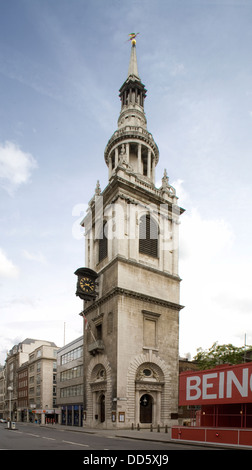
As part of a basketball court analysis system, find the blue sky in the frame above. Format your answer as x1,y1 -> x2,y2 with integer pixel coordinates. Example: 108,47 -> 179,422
1,0 -> 252,363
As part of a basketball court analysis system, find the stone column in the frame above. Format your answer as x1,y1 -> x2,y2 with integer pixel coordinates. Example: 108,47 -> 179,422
126,143 -> 130,163
135,390 -> 140,426
147,149 -> 151,178
109,155 -> 112,178
115,147 -> 119,167
152,156 -> 155,183
137,143 -> 142,173
156,391 -> 161,426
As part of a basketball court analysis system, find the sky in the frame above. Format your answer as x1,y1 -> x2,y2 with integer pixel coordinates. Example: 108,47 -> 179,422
1,0 -> 252,364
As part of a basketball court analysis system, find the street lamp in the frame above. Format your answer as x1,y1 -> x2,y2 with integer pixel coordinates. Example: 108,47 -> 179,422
7,386 -> 13,429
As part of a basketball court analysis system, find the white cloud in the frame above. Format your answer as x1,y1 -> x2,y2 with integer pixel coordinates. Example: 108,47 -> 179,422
175,181 -> 252,358
0,248 -> 19,278
22,250 -> 47,264
172,179 -> 191,208
180,207 -> 235,265
170,63 -> 186,77
0,141 -> 37,194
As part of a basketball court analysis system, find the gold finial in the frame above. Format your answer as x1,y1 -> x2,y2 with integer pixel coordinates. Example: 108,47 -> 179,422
128,32 -> 139,45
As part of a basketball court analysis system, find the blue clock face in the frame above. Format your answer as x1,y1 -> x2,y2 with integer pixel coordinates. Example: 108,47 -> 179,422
79,277 -> 95,293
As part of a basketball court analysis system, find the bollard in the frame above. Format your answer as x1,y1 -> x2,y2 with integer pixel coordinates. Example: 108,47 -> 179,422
131,422 -> 134,430
150,424 -> 153,432
165,425 -> 168,433
137,423 -> 140,431
157,424 -> 160,432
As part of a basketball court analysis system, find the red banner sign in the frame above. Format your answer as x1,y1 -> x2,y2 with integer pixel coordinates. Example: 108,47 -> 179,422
179,362 -> 252,406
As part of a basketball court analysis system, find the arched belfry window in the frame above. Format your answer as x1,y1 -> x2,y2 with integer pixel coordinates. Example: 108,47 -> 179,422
139,214 -> 158,258
99,222 -> 108,262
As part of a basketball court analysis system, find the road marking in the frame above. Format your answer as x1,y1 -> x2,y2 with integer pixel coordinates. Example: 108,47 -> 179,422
62,440 -> 89,447
26,433 -> 40,437
42,436 -> 56,441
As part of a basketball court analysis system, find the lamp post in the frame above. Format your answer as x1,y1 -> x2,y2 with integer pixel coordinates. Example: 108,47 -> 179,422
7,386 -> 13,429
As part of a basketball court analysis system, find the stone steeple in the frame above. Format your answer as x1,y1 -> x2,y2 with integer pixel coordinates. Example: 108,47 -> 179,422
80,38 -> 185,430
104,40 -> 159,184
118,41 -> 147,130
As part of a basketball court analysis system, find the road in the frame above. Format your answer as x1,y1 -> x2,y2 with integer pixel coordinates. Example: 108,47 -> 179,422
0,422 -> 214,451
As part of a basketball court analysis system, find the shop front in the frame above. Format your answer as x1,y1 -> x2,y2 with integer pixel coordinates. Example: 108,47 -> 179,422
29,408 -> 61,424
61,404 -> 83,427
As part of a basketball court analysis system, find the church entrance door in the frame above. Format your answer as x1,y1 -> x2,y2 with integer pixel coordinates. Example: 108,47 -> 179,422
140,394 -> 153,423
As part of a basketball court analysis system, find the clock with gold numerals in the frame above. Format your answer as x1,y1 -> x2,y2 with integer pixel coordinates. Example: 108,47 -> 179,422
79,277 -> 95,293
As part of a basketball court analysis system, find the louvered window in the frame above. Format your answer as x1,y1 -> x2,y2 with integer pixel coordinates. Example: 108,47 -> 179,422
139,214 -> 158,258
99,223 -> 108,262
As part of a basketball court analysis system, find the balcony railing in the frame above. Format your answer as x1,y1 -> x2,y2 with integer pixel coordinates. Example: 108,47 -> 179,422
88,340 -> 104,356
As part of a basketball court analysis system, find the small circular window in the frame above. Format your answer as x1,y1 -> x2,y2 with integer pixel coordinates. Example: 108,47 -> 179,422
143,368 -> 152,377
96,368 -> 106,380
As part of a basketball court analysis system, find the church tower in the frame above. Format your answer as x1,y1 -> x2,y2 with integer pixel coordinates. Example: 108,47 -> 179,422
77,38 -> 184,429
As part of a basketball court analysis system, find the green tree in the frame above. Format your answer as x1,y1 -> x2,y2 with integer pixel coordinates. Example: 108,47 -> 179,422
193,342 -> 252,370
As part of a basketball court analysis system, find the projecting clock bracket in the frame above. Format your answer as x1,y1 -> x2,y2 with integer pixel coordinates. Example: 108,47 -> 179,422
74,267 -> 98,301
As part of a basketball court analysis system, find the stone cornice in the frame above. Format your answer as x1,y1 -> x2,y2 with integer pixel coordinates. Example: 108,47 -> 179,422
98,255 -> 182,282
99,175 -> 183,215
83,285 -> 184,316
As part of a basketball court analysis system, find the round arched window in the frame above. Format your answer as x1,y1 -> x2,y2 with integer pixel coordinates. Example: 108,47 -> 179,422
143,368 -> 152,377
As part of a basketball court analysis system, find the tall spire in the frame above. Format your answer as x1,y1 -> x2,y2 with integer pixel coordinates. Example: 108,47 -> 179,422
104,37 -> 159,184
128,42 -> 139,79
117,39 -> 147,130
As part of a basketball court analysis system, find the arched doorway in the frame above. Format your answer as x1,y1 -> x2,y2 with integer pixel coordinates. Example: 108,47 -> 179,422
100,394 -> 105,423
140,394 -> 153,423
134,362 -> 165,426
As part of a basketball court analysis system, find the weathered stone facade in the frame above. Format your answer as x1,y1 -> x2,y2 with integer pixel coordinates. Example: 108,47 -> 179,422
81,41 -> 184,428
